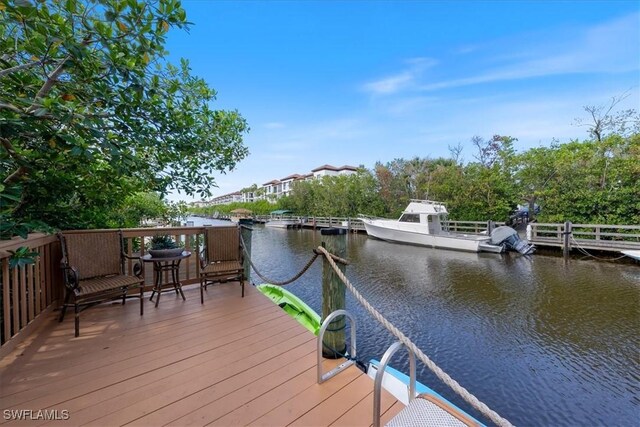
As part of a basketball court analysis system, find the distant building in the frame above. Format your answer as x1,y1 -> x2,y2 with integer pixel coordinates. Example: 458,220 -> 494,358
311,164 -> 358,179
191,200 -> 210,208
280,174 -> 303,197
210,191 -> 242,205
261,179 -> 282,201
215,164 -> 360,204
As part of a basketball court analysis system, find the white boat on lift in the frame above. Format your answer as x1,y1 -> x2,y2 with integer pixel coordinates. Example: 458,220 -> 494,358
360,199 -> 506,253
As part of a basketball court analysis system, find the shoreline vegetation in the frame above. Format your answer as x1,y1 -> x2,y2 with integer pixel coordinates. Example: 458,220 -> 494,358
191,131 -> 639,226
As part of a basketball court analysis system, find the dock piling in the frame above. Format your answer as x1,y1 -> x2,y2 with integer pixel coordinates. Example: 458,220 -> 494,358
321,227 -> 347,359
563,221 -> 572,258
240,225 -> 252,281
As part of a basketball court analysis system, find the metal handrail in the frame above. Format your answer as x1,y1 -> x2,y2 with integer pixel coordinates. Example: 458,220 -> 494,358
317,309 -> 357,383
373,341 -> 416,427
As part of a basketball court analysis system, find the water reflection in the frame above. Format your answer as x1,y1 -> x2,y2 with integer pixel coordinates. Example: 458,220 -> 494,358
244,225 -> 638,426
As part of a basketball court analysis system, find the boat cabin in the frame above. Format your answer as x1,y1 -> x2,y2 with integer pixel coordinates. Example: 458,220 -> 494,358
398,200 -> 449,234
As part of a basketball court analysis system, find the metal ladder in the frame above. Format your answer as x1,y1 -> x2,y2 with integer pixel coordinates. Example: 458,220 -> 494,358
372,341 -> 417,427
316,309 -> 357,383
316,310 -> 417,427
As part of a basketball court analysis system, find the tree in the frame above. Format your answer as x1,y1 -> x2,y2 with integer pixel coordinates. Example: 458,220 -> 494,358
515,145 -> 557,221
574,92 -> 640,143
0,0 -> 249,234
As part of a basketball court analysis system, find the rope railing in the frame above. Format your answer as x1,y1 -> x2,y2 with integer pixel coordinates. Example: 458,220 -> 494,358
240,231 -> 513,427
315,245 -> 514,427
245,251 -> 320,286
569,236 -> 627,261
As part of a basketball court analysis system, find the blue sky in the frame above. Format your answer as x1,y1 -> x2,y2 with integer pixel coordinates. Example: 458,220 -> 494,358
164,1 -> 640,202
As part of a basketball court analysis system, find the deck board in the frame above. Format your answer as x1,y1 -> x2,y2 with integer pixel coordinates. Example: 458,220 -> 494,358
0,283 -> 402,426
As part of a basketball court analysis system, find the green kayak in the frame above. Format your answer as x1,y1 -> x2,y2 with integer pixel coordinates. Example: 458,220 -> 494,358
257,284 -> 321,335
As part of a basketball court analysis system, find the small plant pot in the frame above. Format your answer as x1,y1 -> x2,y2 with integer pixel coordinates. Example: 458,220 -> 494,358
149,248 -> 184,258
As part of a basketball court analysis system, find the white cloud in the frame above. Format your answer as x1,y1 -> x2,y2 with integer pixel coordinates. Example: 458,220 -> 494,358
361,57 -> 438,95
363,13 -> 639,95
420,13 -> 640,92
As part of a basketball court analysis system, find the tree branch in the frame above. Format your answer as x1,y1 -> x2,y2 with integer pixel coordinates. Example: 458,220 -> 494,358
0,60 -> 41,78
0,102 -> 22,113
0,136 -> 30,185
26,54 -> 71,113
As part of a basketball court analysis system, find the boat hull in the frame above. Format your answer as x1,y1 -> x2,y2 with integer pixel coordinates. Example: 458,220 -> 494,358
265,219 -> 299,229
621,250 -> 640,261
362,218 -> 492,252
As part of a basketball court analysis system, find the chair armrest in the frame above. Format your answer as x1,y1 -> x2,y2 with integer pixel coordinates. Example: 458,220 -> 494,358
60,261 -> 80,291
122,253 -> 144,279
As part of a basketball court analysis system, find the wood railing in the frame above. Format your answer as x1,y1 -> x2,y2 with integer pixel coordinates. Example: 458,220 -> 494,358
252,215 -> 504,235
528,222 -> 640,252
0,233 -> 63,352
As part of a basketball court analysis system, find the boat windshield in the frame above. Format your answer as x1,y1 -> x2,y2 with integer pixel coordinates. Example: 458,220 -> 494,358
399,213 -> 420,223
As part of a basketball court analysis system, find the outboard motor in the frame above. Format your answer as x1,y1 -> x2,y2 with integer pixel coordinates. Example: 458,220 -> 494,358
490,226 -> 535,255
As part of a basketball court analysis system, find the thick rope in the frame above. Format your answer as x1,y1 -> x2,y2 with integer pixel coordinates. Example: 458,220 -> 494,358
569,236 -> 627,261
246,250 -> 319,286
316,245 -> 514,427
239,232 -> 348,286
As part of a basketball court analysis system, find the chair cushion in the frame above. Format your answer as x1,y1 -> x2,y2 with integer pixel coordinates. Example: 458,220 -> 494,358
77,274 -> 143,297
201,261 -> 242,275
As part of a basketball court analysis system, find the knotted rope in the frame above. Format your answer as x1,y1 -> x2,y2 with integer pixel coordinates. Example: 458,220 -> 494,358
246,251 -> 320,286
316,245 -> 515,427
240,232 -> 348,286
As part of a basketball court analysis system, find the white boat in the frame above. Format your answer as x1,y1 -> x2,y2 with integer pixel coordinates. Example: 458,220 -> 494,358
265,219 -> 300,228
229,208 -> 253,224
360,200 -> 505,253
265,210 -> 300,229
621,250 -> 640,261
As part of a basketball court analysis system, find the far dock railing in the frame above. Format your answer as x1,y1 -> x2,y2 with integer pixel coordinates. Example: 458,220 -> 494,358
253,215 -> 502,235
528,222 -> 640,253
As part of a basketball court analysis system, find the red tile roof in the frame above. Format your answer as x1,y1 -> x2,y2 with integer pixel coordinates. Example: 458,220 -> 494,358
280,173 -> 302,181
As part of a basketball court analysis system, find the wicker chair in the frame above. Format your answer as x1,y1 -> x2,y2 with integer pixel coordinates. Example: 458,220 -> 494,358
58,230 -> 144,337
200,225 -> 245,303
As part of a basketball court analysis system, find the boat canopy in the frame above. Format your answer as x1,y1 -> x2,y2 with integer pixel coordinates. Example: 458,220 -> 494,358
403,200 -> 448,215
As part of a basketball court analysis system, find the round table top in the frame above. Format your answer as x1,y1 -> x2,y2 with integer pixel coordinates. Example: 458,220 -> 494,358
141,251 -> 191,262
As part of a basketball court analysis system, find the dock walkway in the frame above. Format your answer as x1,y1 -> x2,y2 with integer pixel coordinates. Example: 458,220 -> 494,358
0,283 -> 402,426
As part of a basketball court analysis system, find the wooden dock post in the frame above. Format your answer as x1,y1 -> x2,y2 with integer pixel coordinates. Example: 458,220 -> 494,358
563,221 -> 572,258
240,225 -> 252,281
321,227 -> 347,359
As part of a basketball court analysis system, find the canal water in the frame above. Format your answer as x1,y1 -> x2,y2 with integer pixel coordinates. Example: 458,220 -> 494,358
193,218 -> 639,426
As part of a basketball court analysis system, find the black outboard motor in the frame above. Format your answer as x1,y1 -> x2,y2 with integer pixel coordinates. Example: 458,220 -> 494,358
490,226 -> 535,255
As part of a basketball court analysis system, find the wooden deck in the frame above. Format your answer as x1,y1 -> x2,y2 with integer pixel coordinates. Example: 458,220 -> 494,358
0,283 -> 402,426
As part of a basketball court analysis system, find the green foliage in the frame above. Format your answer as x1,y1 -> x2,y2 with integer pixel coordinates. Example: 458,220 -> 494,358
8,246 -> 39,269
0,0 -> 248,236
284,170 -> 384,217
150,234 -> 177,250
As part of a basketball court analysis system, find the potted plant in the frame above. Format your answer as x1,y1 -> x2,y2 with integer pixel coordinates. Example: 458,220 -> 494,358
149,234 -> 183,258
